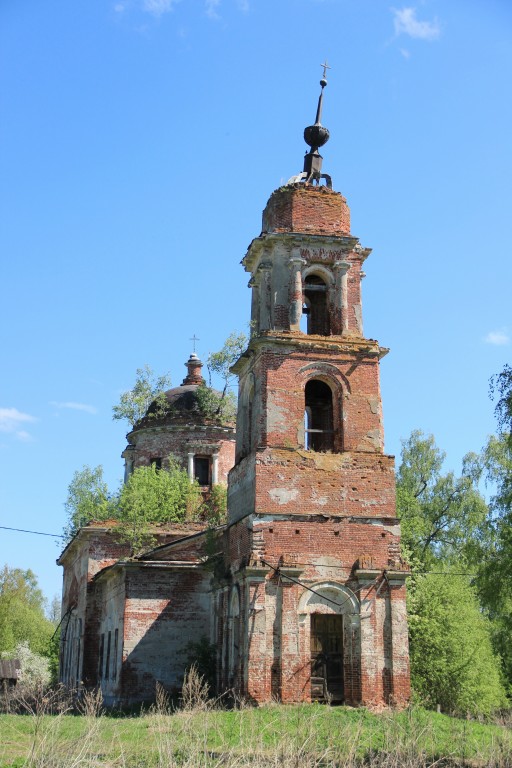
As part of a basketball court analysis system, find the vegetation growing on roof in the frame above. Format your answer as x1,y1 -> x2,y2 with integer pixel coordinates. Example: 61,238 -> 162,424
112,365 -> 172,427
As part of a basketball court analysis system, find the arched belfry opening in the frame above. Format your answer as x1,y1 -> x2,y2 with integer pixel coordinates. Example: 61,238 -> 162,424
304,379 -> 334,452
303,274 -> 330,335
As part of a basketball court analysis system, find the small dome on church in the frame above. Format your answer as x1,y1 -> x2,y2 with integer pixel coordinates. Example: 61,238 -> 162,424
130,353 -> 235,433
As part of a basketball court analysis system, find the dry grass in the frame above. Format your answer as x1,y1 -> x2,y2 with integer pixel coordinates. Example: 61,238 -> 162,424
0,678 -> 511,768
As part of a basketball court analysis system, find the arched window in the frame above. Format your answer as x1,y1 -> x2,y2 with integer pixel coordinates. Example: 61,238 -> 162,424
305,379 -> 334,452
303,275 -> 330,335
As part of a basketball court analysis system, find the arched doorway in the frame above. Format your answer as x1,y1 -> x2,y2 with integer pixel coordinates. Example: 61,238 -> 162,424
310,613 -> 344,702
298,583 -> 359,704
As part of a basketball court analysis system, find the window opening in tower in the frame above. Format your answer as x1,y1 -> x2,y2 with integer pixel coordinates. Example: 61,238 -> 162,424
305,379 -> 334,452
303,275 -> 330,335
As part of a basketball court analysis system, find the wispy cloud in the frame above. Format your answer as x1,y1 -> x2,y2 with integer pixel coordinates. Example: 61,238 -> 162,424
142,0 -> 180,17
484,329 -> 510,346
0,407 -> 37,440
236,0 -> 249,10
205,0 -> 221,18
392,7 -> 441,41
50,401 -> 98,415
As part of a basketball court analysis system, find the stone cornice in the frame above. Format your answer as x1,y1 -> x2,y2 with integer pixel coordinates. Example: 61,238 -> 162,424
231,331 -> 386,374
126,422 -> 236,441
242,232 -> 361,272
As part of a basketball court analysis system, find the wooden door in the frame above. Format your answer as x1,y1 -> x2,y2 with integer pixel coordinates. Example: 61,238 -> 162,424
310,614 -> 344,703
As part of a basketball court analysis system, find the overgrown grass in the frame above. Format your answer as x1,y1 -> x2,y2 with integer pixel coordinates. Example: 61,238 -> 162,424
1,702 -> 511,767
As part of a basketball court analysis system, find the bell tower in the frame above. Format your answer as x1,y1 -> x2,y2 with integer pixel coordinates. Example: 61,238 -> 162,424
215,68 -> 410,708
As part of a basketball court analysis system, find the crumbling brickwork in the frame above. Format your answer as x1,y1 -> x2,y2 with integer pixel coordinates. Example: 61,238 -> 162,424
218,181 -> 410,707
58,175 -> 410,710
262,185 -> 350,237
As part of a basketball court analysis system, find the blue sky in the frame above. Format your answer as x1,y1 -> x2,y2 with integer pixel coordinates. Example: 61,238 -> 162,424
1,0 -> 511,605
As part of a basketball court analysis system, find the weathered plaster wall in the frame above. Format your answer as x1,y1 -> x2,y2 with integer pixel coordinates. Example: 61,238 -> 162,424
91,567 -> 126,705
227,455 -> 256,524
253,449 -> 396,519
120,566 -> 211,704
58,528 -> 131,688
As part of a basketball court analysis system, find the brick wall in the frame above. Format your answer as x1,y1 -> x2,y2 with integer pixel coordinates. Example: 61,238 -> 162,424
262,185 -> 351,237
120,565 -> 211,704
127,425 -> 235,485
219,512 -> 409,706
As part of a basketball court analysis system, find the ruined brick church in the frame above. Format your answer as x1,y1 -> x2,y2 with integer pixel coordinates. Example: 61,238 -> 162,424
58,72 -> 410,708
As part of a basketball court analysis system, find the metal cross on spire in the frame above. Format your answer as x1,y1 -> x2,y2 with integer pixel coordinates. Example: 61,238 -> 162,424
189,334 -> 200,354
320,60 -> 331,80
301,61 -> 332,185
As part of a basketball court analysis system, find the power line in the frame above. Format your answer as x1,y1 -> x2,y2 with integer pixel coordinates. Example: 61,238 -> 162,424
0,525 -> 65,539
260,558 -> 382,611
0,526 -> 477,577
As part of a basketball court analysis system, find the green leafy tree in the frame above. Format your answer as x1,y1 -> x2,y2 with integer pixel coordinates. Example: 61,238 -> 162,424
197,331 -> 247,423
63,465 -> 113,542
112,365 -> 172,426
408,569 -> 507,715
0,566 -> 54,657
200,483 -> 228,525
490,363 -> 512,439
396,431 -> 507,713
116,458 -> 201,555
474,433 -> 512,695
397,430 -> 488,567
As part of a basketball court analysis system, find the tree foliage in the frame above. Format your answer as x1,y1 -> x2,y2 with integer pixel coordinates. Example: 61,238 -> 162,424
63,465 -> 113,542
397,430 -> 488,567
474,433 -> 512,696
195,384 -> 237,424
199,483 -> 228,525
63,458 -> 203,555
197,331 -> 247,423
116,460 -> 200,554
490,363 -> 512,439
0,566 -> 54,657
112,365 -> 172,426
1,640 -> 51,689
396,431 -> 507,713
408,570 -> 507,715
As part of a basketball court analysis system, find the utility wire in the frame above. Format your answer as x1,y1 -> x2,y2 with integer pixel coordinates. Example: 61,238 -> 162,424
0,526 -> 477,577
277,560 -> 476,577
0,525 -> 65,539
260,558 -> 382,611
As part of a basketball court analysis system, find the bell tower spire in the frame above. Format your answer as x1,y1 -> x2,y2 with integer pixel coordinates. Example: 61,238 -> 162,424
217,69 -> 411,708
303,61 -> 331,184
